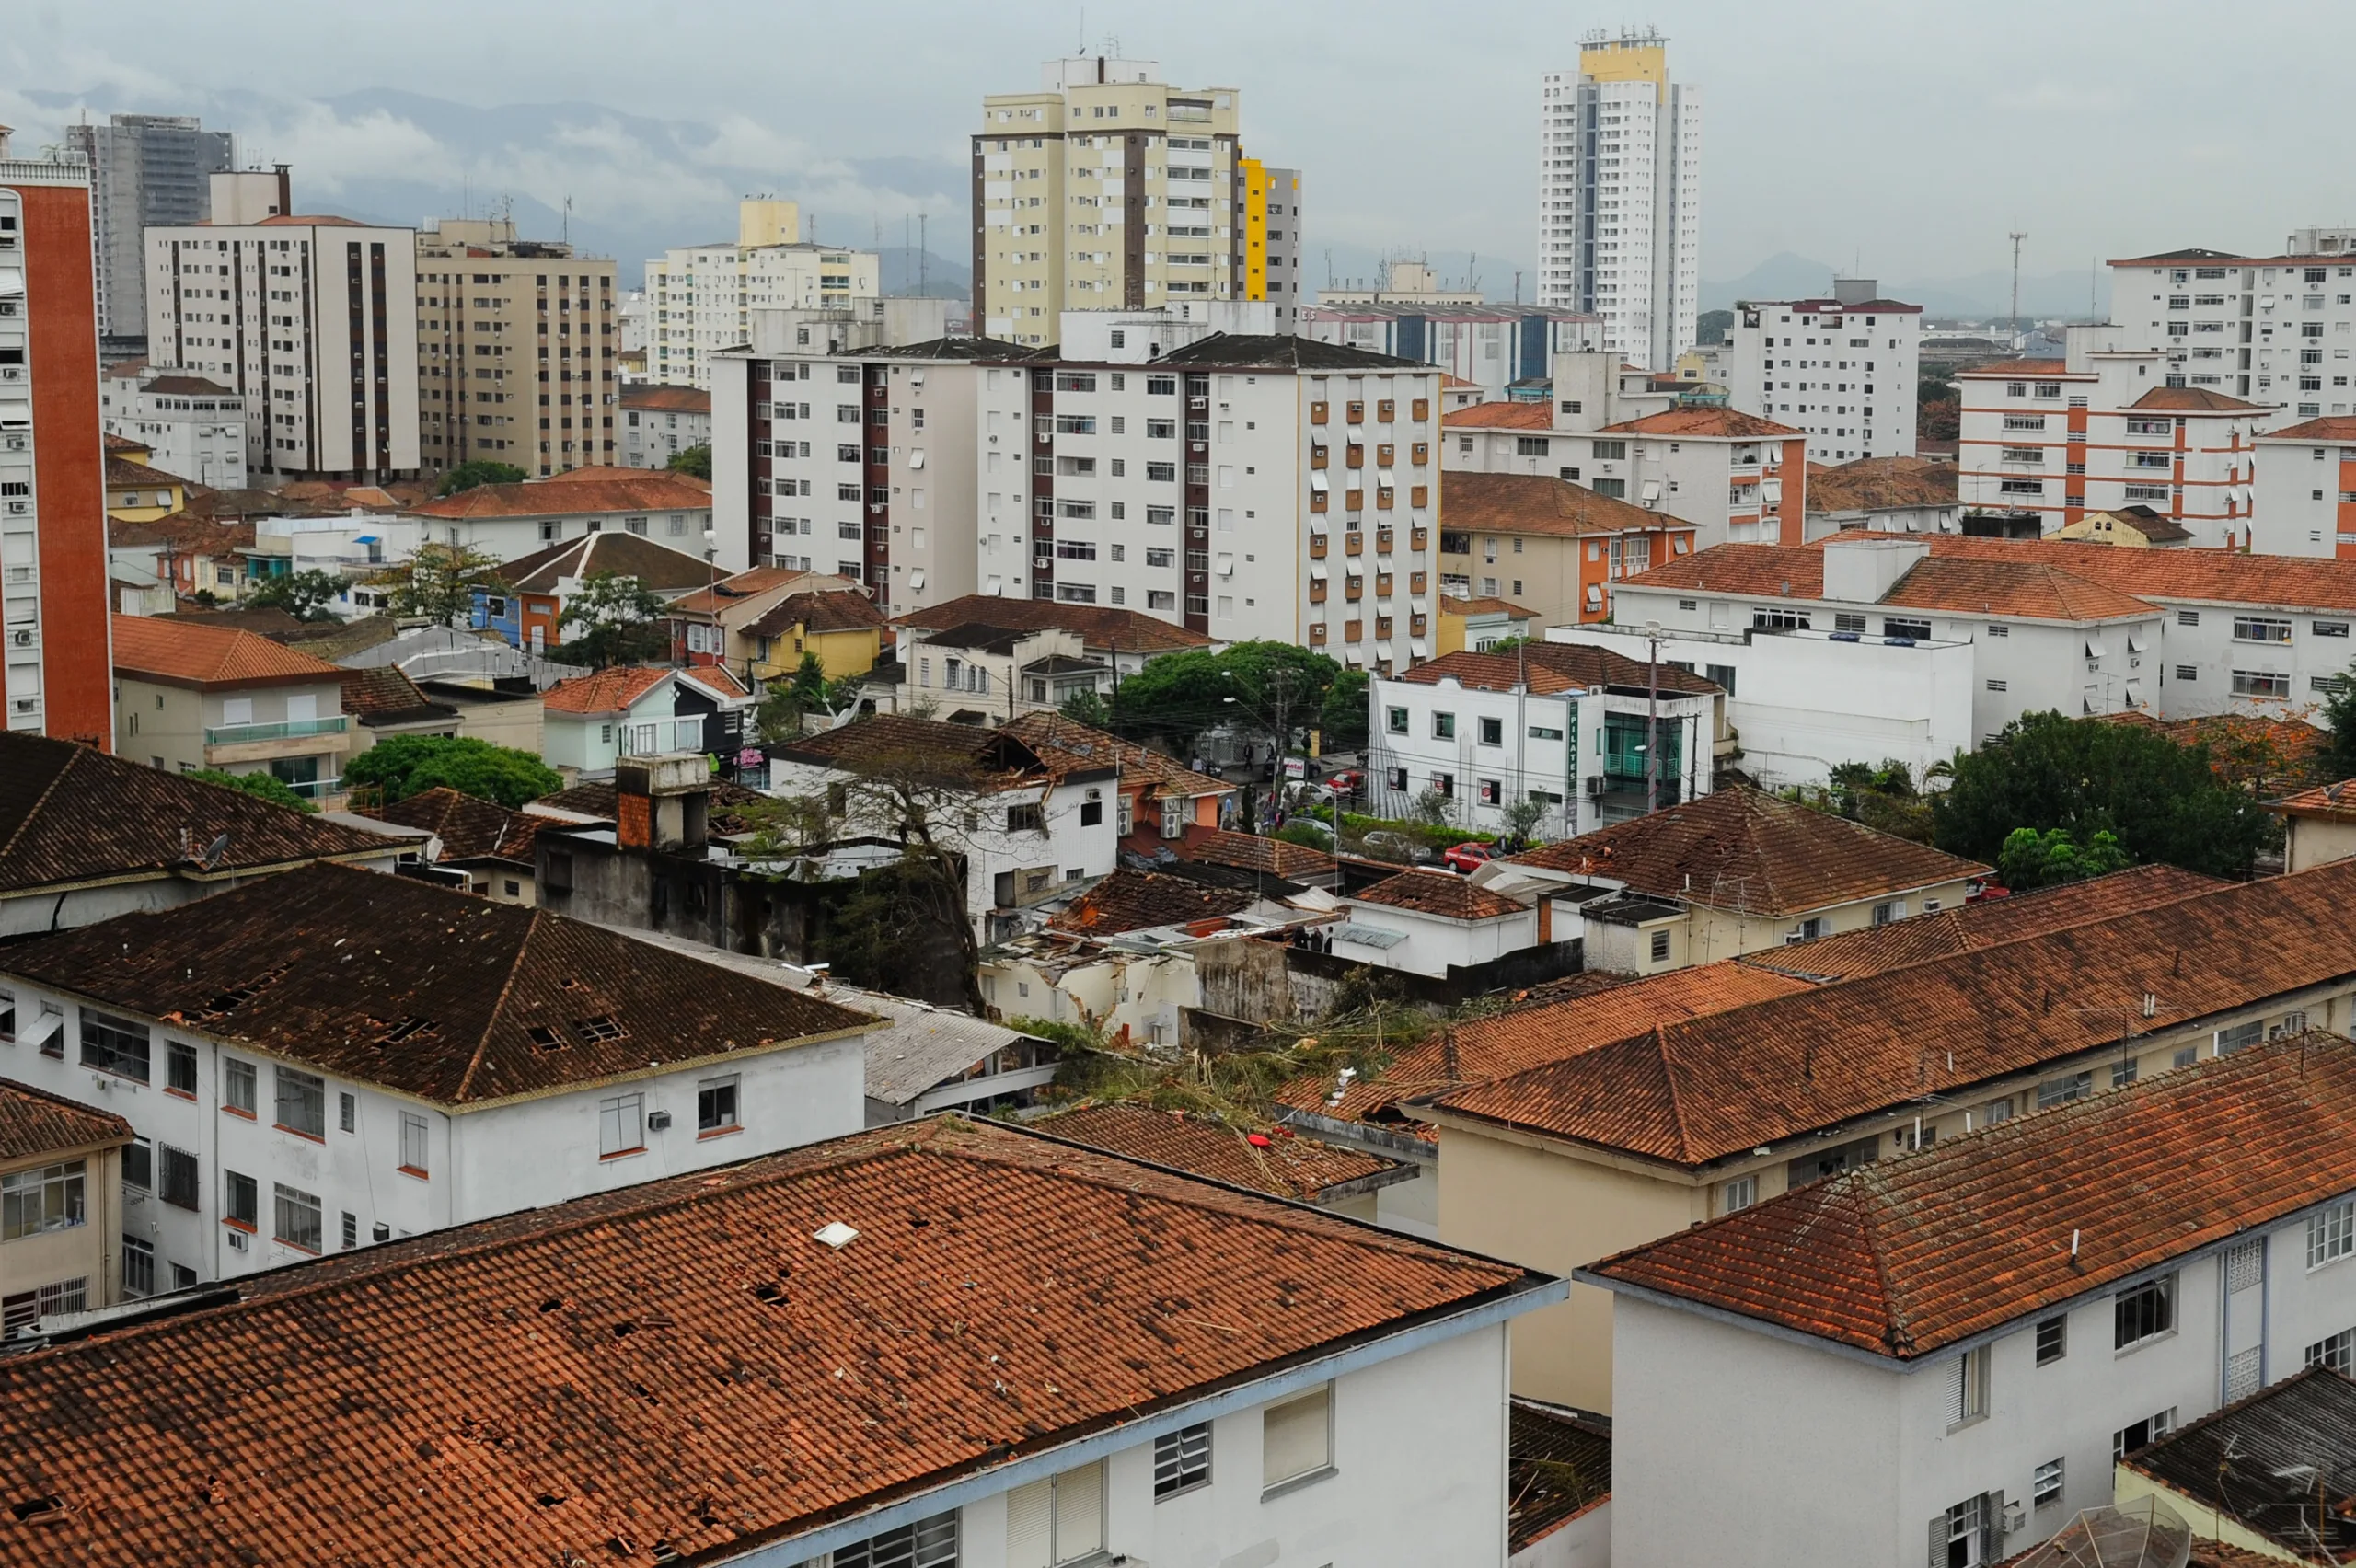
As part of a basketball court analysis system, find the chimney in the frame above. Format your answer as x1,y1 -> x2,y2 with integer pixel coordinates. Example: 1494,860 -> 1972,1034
614,753 -> 712,853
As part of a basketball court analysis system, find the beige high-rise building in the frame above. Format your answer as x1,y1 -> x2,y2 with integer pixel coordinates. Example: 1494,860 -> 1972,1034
415,218 -> 618,478
974,57 -> 1263,348
644,200 -> 882,391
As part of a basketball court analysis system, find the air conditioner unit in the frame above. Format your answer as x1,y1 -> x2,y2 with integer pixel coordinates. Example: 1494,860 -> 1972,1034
647,1110 -> 673,1131
1583,776 -> 1606,799
1784,931 -> 1807,945
226,1229 -> 248,1252
7,629 -> 28,648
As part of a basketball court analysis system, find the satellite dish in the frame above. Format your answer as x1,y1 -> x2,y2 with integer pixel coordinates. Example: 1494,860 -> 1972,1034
202,832 -> 231,870
2010,1497 -> 2191,1568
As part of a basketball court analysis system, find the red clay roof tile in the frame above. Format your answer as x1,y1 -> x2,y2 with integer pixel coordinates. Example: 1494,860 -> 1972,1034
1035,1102 -> 1406,1201
110,613 -> 344,688
1352,868 -> 1527,921
1441,470 -> 1688,538
0,1078 -> 133,1162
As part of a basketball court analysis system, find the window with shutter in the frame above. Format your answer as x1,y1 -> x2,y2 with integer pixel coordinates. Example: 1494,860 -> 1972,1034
1005,1477 -> 1052,1568
1004,1463 -> 1104,1567
1262,1384 -> 1333,1491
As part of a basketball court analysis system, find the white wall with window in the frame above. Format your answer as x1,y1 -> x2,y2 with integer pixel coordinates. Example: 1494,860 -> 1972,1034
0,977 -> 865,1291
1602,1190 -> 2356,1568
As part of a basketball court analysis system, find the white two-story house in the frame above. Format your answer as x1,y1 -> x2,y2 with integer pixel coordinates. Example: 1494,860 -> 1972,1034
539,663 -> 754,778
0,860 -> 876,1291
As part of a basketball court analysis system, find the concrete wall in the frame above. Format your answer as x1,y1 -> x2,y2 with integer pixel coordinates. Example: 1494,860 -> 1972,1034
2286,813 -> 2356,873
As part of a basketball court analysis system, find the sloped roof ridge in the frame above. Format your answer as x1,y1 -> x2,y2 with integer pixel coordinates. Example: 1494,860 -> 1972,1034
1648,1023 -> 1697,1164
0,742 -> 74,866
451,903 -> 537,1103
1850,1165 -> 1912,1355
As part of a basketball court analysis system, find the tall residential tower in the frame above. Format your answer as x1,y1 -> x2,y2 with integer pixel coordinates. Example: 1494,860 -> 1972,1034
66,112 -> 234,358
1538,30 -> 1701,370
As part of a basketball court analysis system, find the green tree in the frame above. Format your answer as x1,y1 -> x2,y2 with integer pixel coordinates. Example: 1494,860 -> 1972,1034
1108,641 -> 1341,756
1931,711 -> 2269,880
343,734 -> 561,809
187,768 -> 317,813
245,568 -> 348,623
1058,687 -> 1113,728
2319,666 -> 2356,780
1999,826 -> 2132,890
389,543 -> 506,627
435,459 -> 526,497
666,444 -> 712,480
557,571 -> 667,668
754,652 -> 835,743
1319,667 -> 1369,752
1696,308 -> 1735,347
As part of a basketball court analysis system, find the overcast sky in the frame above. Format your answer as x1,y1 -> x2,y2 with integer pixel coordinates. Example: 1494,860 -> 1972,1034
7,0 -> 2353,294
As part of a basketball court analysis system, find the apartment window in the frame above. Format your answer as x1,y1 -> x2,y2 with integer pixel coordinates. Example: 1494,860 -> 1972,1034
2217,1020 -> 2264,1055
1719,1175 -> 1757,1215
2035,1314 -> 2067,1366
1154,1422 -> 1212,1499
1005,1462 -> 1104,1566
1884,617 -> 1932,641
1478,716 -> 1504,745
2113,1409 -> 2177,1458
338,1091 -> 356,1134
2308,1328 -> 2356,1375
2177,609 -> 2200,627
1007,802 -> 1045,833
2176,665 -> 2199,683
1753,607 -> 1810,631
2233,616 -> 2292,643
122,1235 -> 156,1298
2035,1071 -> 2092,1109
272,1182 -> 322,1252
167,1041 -> 197,1096
341,1211 -> 358,1251
1936,1493 -> 1998,1567
2033,1458 -> 2064,1509
2232,670 -> 2291,699
1386,705 -> 1409,734
79,1010 -> 151,1082
599,1093 -> 646,1158
122,1139 -> 152,1192
1431,712 -> 1455,740
225,1056 -> 257,1115
221,1170 -> 258,1231
1948,1345 -> 1990,1428
2310,1199 -> 2356,1269
833,1514 -> 959,1568
275,1066 -> 327,1138
2114,1276 -> 2175,1349
399,1113 -> 429,1176
1871,900 -> 1906,927
1263,1384 -> 1334,1491
698,1075 -> 741,1135
159,1145 -> 199,1211
0,1160 -> 85,1239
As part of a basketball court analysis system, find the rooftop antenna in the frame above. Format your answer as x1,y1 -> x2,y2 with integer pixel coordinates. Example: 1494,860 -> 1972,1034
919,213 -> 928,297
2007,230 -> 2027,348
561,194 -> 572,247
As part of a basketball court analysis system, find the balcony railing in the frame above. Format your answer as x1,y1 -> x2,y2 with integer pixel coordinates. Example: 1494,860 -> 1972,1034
202,715 -> 349,745
283,776 -> 343,801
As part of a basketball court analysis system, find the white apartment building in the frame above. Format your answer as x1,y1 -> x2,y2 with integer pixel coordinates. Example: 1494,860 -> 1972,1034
2251,412 -> 2356,558
1300,304 -> 1603,404
2108,236 -> 2356,422
1589,1033 -> 2356,1568
644,198 -> 881,390
144,169 -> 421,481
1721,279 -> 1923,462
0,860 -> 875,1289
1956,328 -> 2271,545
405,469 -> 716,564
1538,30 -> 1703,369
975,56 -> 1251,346
618,384 -> 709,468
1367,641 -> 1723,838
96,364 -> 247,487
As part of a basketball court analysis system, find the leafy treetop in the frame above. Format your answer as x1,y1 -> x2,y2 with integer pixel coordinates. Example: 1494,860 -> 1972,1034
342,734 -> 561,809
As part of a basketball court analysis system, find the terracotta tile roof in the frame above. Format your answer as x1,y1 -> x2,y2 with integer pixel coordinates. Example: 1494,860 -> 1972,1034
1805,455 -> 1958,513
893,595 -> 1214,651
1738,864 -> 2223,981
1917,535 -> 2356,614
1597,407 -> 1803,439
1585,1033 -> 2356,1359
1440,595 -> 1541,619
2131,385 -> 2264,412
0,734 -> 398,896
1184,828 -> 1336,880
743,589 -> 889,640
1442,401 -> 1555,430
110,613 -> 344,689
2261,415 -> 2356,444
1044,869 -> 1253,934
106,513 -> 257,553
664,566 -> 853,617
140,374 -> 235,397
1440,469 -> 1682,537
1504,787 -> 1987,914
0,1117 -> 1539,1568
1351,868 -> 1527,921
0,862 -> 875,1106
997,711 -> 1230,801
1395,641 -> 1721,698
2099,711 -> 2328,778
104,455 -> 184,490
1507,1400 -> 1612,1552
498,532 -> 727,595
773,715 -> 1057,793
360,787 -> 542,867
1034,1102 -> 1406,1202
1955,358 -> 2085,379
2271,777 -> 2356,823
680,665 -> 752,701
1430,857 -> 2356,1167
1629,541 -> 2163,622
337,665 -> 456,729
0,1078 -> 133,1163
1276,963 -> 1807,1127
410,473 -> 715,520
618,384 -> 711,413
100,432 -> 142,453
2118,1366 -> 2356,1555
540,665 -> 671,715
1623,542 -> 1827,598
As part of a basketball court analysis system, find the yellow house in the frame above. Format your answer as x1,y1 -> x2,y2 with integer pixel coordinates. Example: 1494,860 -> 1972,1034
1416,860 -> 2356,1414
2050,504 -> 2195,548
1433,594 -> 1540,657
0,1079 -> 134,1330
104,435 -> 188,525
739,588 -> 888,684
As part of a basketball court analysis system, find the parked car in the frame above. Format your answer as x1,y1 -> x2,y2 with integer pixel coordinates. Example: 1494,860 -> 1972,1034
1440,842 -> 1493,874
1326,769 -> 1365,798
1361,830 -> 1434,865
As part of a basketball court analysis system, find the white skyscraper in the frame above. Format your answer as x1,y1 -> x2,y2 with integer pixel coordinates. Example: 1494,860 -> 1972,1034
1538,29 -> 1701,370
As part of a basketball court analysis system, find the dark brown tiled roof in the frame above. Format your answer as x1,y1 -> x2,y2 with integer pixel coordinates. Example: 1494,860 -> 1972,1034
1044,869 -> 1253,935
1508,1400 -> 1612,1552
1184,829 -> 1337,880
997,712 -> 1230,802
1397,642 -> 1721,698
410,473 -> 714,519
1586,1034 -> 2356,1359
0,1078 -> 133,1163
893,595 -> 1213,652
2119,1366 -> 2356,1555
1034,1102 -> 1405,1202
773,715 -> 1062,793
0,733 -> 398,896
337,665 -> 456,729
1351,868 -> 1527,921
2271,778 -> 2356,823
0,862 -> 874,1106
104,455 -> 184,490
1625,543 -> 2160,622
2130,385 -> 2263,412
498,532 -> 727,595
359,788 -> 541,867
1506,786 -> 1988,916
1440,469 -> 1686,538
1597,407 -> 1803,439
0,1118 -> 1542,1568
743,589 -> 889,640
618,384 -> 711,413
1431,857 -> 2356,1168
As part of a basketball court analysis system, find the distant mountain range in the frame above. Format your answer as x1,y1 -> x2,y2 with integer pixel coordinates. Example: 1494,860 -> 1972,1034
1703,251 -> 2111,323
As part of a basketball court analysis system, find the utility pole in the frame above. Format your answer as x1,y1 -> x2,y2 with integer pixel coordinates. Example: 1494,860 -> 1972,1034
2008,230 -> 2027,349
1644,618 -> 1662,816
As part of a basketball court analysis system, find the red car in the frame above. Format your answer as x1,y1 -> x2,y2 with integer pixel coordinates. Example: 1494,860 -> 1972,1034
1441,842 -> 1492,874
1325,769 -> 1365,797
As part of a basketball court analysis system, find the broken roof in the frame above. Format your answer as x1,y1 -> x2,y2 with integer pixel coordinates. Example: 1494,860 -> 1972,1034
2120,1366 -> 2356,1554
0,1117 -> 1549,1568
773,715 -> 1068,790
1428,857 -> 2356,1168
359,788 -> 542,868
0,862 -> 875,1108
997,711 -> 1229,803
1034,1102 -> 1411,1204
1044,869 -> 1253,935
0,1078 -> 133,1163
0,733 -> 400,897
1350,869 -> 1527,921
1502,786 -> 1989,916
1584,1033 -> 2356,1360
1507,1400 -> 1612,1553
